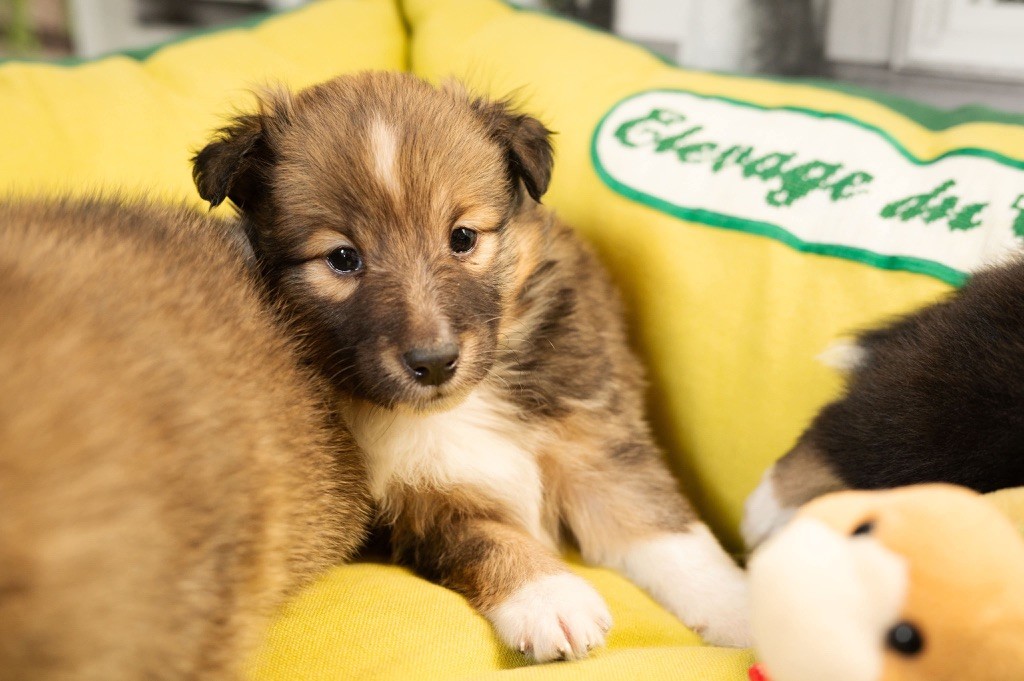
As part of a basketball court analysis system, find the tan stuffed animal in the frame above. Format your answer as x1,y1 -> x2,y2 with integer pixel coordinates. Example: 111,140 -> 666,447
747,484 -> 1024,681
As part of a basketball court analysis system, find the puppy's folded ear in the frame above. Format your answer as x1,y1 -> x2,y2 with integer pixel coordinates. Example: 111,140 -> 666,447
192,114 -> 266,209
192,89 -> 292,210
471,97 -> 554,203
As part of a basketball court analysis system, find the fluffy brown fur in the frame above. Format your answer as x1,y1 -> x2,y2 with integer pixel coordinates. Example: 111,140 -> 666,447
0,199 -> 370,680
193,71 -> 750,660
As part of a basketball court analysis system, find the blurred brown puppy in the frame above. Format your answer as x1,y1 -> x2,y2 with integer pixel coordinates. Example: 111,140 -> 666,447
193,71 -> 750,661
0,199 -> 370,681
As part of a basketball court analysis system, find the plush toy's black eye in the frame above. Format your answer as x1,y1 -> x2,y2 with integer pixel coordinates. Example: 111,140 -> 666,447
851,520 -> 875,536
886,622 -> 924,656
450,227 -> 478,254
325,247 -> 363,274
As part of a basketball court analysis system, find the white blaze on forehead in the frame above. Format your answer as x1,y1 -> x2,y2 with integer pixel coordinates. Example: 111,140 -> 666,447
369,116 -> 400,194
749,518 -> 908,681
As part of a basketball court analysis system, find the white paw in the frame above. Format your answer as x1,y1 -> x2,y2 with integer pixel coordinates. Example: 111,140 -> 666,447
691,577 -> 753,648
487,572 -> 612,662
611,526 -> 753,648
742,466 -> 796,550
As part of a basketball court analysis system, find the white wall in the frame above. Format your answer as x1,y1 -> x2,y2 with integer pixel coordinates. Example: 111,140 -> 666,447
614,0 -> 757,70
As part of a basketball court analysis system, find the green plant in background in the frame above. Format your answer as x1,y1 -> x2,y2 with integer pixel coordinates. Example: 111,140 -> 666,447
6,0 -> 41,54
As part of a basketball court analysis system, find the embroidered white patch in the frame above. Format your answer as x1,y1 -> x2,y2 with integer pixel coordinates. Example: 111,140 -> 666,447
594,90 -> 1024,286
749,518 -> 907,681
344,387 -> 550,545
817,338 -> 868,372
487,573 -> 612,662
603,525 -> 751,647
742,466 -> 796,549
369,116 -> 399,194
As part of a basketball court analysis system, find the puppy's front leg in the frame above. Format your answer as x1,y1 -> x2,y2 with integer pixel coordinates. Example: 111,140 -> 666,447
555,447 -> 751,648
390,501 -> 611,662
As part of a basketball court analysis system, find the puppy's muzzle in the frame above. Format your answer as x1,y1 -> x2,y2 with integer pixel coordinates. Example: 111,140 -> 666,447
402,342 -> 459,386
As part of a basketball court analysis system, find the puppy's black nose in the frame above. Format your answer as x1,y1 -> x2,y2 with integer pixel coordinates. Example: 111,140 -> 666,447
402,343 -> 459,386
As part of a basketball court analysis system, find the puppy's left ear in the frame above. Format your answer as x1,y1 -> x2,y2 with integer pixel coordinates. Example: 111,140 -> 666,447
472,97 -> 554,203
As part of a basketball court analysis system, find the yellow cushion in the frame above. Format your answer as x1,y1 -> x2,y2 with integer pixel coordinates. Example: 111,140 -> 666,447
0,0 -> 406,203
248,560 -> 753,681
5,2 -> 1024,680
404,0 -> 1024,552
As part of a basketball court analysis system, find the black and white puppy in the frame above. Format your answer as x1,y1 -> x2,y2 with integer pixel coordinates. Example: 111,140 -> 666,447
743,259 -> 1024,549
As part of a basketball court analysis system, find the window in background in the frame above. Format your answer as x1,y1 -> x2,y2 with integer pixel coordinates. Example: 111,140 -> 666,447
895,0 -> 1024,80
613,0 -> 1024,111
828,0 -> 1024,110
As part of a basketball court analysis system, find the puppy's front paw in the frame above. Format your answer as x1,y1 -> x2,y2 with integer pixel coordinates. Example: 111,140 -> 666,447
689,580 -> 752,649
660,551 -> 751,648
487,572 -> 612,662
613,526 -> 752,648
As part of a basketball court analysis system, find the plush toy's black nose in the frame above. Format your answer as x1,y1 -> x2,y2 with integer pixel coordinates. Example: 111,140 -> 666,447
402,343 -> 459,386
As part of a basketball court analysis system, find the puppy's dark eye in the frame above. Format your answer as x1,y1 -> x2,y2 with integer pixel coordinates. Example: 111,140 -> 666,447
450,227 -> 478,254
325,247 -> 363,274
851,520 -> 875,536
886,622 -> 924,656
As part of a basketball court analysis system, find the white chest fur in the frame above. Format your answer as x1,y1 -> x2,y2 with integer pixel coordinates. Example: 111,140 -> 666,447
343,388 -> 550,545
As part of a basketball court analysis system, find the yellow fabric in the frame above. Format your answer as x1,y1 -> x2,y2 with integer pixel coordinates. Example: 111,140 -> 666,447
4,2 -> 1024,679
0,0 -> 406,204
248,560 -> 752,680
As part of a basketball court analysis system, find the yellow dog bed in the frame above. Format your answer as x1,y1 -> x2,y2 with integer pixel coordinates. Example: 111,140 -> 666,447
3,1 -> 1024,679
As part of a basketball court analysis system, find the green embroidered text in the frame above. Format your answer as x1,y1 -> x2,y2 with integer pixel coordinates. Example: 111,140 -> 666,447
614,108 -> 875,208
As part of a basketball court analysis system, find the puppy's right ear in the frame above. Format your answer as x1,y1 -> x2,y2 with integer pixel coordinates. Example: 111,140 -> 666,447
192,113 -> 269,210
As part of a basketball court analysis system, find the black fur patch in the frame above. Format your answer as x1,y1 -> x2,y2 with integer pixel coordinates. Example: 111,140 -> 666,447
803,260 -> 1024,492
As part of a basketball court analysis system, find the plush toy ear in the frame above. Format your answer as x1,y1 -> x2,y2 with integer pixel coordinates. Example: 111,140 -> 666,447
192,90 -> 291,210
471,97 -> 554,203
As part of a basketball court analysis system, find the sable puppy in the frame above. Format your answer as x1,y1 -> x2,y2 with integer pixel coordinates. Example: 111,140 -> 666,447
0,199 -> 369,681
742,259 -> 1024,550
193,71 -> 750,660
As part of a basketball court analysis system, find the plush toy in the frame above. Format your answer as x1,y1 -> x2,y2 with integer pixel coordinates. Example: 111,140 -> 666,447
746,484 -> 1024,681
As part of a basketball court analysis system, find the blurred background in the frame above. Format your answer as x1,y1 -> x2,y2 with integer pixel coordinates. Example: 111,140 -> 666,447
3,0 -> 1024,110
